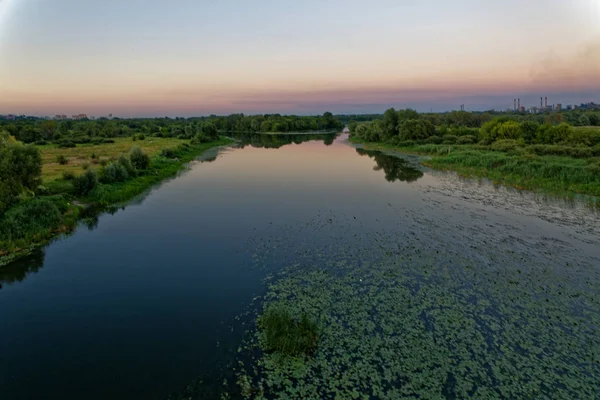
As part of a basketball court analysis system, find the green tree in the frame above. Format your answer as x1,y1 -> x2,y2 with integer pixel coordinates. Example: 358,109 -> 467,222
382,108 -> 398,141
0,132 -> 42,213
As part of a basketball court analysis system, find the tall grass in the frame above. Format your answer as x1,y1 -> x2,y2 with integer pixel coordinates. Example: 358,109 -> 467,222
426,150 -> 600,197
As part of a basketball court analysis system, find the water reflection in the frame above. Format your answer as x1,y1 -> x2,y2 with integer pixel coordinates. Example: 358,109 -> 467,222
230,132 -> 337,149
356,148 -> 424,183
0,250 -> 45,289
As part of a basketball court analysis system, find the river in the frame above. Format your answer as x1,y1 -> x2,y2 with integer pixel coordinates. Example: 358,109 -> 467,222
1,133 -> 599,399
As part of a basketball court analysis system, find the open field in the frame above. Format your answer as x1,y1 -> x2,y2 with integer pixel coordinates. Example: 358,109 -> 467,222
39,137 -> 186,182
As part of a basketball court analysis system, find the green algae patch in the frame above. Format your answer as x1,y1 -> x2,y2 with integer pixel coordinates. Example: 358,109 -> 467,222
233,218 -> 600,399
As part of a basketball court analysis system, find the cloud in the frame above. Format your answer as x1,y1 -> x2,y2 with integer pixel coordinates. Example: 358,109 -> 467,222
530,39 -> 600,90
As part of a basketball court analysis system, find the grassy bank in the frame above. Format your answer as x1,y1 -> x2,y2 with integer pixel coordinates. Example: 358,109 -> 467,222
0,137 -> 232,266
39,137 -> 186,182
351,138 -> 600,201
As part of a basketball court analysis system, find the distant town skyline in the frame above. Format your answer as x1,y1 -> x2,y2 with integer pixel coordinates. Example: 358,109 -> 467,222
1,0 -> 599,116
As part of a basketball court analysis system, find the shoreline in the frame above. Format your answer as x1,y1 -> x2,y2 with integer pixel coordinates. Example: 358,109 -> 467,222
0,138 -> 233,268
350,138 -> 600,207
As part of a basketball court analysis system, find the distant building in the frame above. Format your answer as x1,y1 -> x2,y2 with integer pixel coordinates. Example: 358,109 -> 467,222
54,114 -> 68,120
555,104 -> 562,112
71,114 -> 88,120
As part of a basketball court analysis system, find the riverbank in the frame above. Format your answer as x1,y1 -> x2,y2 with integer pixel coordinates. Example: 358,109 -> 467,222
0,137 -> 232,267
350,138 -> 600,204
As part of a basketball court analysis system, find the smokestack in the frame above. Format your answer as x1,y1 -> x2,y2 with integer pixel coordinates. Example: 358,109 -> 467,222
545,97 -> 548,108
514,99 -> 517,111
541,97 -> 543,109
518,99 -> 520,110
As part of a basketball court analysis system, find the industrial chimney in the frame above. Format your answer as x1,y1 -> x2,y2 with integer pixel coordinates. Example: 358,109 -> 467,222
518,99 -> 520,110
514,99 -> 517,111
545,97 -> 548,108
541,97 -> 543,109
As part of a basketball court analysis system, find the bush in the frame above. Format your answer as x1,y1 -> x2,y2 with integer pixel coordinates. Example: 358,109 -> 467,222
442,135 -> 458,144
73,170 -> 98,196
0,197 -> 64,241
62,171 -> 76,181
491,139 -> 520,152
426,135 -> 443,144
118,155 -> 136,176
82,162 -> 91,170
101,162 -> 129,183
136,134 -> 146,141
160,148 -> 177,158
56,155 -> 68,165
457,135 -> 477,145
35,140 -> 47,146
58,141 -> 76,148
258,307 -> 319,357
191,133 -> 211,144
129,147 -> 150,170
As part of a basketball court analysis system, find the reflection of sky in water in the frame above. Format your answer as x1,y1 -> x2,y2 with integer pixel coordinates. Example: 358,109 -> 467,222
0,134 -> 599,399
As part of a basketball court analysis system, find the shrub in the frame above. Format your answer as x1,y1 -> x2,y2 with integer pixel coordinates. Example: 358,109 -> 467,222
82,162 -> 91,170
73,170 -> 98,196
56,155 -> 68,165
117,155 -> 136,176
442,135 -> 458,144
191,133 -> 211,144
136,134 -> 146,141
426,135 -> 443,144
258,307 -> 319,357
91,153 -> 96,159
457,135 -> 477,145
102,139 -> 115,144
0,197 -> 63,241
129,146 -> 150,170
62,171 -> 76,181
491,139 -> 520,152
35,140 -> 47,146
160,148 -> 177,158
101,162 -> 128,183
58,141 -> 76,148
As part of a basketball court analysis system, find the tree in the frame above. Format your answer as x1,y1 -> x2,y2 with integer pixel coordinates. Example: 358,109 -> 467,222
398,119 -> 435,141
129,147 -> 150,170
397,109 -> 420,124
0,132 -> 42,213
382,108 -> 398,141
519,121 -> 540,144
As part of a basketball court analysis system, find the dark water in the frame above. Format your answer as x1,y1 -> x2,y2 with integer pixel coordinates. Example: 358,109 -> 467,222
1,133 -> 599,399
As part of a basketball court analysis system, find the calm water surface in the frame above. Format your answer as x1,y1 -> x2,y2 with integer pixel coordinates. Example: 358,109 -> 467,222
1,133 -> 599,399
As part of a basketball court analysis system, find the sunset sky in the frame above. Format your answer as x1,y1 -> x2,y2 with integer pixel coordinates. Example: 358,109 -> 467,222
1,0 -> 599,116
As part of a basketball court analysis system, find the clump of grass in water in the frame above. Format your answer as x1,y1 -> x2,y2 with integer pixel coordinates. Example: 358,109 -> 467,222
258,307 -> 319,357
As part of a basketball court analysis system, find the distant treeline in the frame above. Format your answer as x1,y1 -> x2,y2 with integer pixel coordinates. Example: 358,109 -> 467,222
345,109 -> 600,129
0,112 -> 343,145
349,108 -> 600,149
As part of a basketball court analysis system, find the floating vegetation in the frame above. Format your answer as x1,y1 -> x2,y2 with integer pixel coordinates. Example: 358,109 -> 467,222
233,211 -> 600,399
258,307 -> 319,357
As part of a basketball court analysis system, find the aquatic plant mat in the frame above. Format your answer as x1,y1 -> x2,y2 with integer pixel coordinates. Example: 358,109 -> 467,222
230,211 -> 599,399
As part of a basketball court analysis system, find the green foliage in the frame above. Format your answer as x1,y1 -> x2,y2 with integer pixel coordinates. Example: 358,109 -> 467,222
62,171 -> 76,181
73,170 -> 98,196
101,162 -> 129,183
118,155 -> 136,177
457,135 -> 477,145
0,133 -> 42,214
491,139 -> 521,152
398,119 -> 435,141
129,146 -> 150,170
426,135 -> 443,144
258,307 -> 319,357
56,155 -> 68,165
0,196 -> 66,243
442,134 -> 458,144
